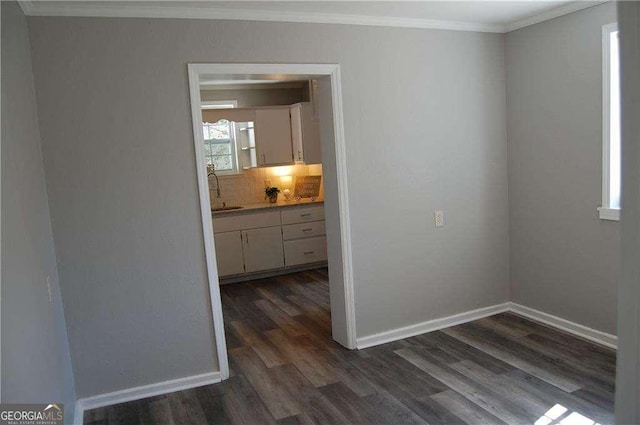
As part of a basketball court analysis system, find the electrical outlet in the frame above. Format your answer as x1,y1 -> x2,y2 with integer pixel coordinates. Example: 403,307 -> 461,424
434,210 -> 444,228
46,276 -> 53,303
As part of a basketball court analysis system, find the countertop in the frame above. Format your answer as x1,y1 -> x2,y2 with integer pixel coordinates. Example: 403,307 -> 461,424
211,199 -> 324,217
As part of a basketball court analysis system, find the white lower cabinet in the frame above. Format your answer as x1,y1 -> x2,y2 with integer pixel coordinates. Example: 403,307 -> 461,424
242,226 -> 285,273
213,210 -> 282,278
281,206 -> 325,225
213,231 -> 245,276
284,236 -> 327,267
282,220 -> 326,240
281,215 -> 327,267
212,205 -> 327,280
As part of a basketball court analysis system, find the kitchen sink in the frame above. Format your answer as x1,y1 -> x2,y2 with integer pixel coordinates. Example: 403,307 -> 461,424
212,205 -> 243,212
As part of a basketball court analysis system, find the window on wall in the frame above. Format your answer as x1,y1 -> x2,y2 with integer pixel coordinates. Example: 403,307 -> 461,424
600,23 -> 621,221
202,100 -> 238,175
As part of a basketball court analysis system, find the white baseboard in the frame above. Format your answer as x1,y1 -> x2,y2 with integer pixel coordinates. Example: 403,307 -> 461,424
71,302 -> 616,423
74,371 -> 222,424
219,262 -> 327,284
355,301 -> 618,351
508,302 -> 617,349
72,401 -> 83,425
356,303 -> 511,349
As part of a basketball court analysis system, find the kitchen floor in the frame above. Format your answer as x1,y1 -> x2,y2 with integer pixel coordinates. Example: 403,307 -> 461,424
83,269 -> 616,425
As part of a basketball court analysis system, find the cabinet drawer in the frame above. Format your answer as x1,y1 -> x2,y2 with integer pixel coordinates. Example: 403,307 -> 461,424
281,206 -> 325,225
282,220 -> 326,241
284,236 -> 327,267
213,211 -> 281,233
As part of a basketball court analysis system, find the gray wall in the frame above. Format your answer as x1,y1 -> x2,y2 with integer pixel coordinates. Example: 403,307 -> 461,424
28,16 -> 509,396
1,1 -> 76,420
615,1 -> 640,421
505,2 -> 619,335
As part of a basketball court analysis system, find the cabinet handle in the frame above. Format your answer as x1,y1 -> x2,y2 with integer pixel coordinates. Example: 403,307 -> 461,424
245,233 -> 249,244
300,213 -> 311,217
304,251 -> 315,255
302,228 -> 313,231
298,150 -> 302,160
261,154 -> 266,164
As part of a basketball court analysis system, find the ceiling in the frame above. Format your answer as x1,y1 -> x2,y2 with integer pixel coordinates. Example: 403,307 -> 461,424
19,1 -> 609,33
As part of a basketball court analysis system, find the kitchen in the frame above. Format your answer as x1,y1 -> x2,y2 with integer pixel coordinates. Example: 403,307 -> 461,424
196,79 -> 335,355
202,80 -> 329,283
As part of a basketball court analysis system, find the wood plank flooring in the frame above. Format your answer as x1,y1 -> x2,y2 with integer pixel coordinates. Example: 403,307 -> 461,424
84,269 -> 616,425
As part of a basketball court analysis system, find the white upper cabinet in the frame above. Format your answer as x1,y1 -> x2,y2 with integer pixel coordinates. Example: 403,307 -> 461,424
202,103 -> 321,168
290,102 -> 322,165
254,107 -> 294,166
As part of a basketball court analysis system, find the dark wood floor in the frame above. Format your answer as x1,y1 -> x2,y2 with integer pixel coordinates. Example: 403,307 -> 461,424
84,268 -> 616,425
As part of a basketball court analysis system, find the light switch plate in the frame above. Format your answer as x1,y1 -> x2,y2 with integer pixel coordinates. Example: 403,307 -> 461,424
434,211 -> 444,227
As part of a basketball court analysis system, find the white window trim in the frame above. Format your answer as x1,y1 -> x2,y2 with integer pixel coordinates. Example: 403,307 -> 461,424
201,100 -> 240,175
202,100 -> 238,109
599,22 -> 620,221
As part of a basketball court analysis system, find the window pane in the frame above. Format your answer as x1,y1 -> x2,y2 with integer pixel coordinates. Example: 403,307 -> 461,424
610,30 -> 621,209
202,124 -> 213,140
212,155 -> 232,171
211,121 -> 231,140
210,142 -> 231,155
203,121 -> 232,140
202,113 -> 238,173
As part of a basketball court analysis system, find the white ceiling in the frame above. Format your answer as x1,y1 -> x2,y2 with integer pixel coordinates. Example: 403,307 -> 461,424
19,0 -> 609,33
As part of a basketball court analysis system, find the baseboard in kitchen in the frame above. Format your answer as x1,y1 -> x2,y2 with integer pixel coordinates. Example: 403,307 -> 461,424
219,262 -> 327,284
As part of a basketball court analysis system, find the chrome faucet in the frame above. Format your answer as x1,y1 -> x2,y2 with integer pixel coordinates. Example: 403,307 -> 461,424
207,165 -> 221,198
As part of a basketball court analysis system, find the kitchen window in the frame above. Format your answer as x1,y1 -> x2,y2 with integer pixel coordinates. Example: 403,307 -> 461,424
202,100 -> 239,175
599,23 -> 621,221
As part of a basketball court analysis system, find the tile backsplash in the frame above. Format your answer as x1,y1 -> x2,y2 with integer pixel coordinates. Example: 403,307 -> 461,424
209,164 -> 323,208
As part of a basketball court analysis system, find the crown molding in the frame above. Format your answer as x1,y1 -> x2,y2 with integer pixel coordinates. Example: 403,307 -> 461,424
18,0 -> 612,34
505,0 -> 610,32
17,0 -> 35,16
17,1 -> 503,33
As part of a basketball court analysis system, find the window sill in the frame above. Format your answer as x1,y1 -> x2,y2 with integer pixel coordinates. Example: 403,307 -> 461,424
598,207 -> 620,221
216,172 -> 242,177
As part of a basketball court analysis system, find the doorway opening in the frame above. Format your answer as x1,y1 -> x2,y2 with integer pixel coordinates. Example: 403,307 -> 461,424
187,64 -> 356,379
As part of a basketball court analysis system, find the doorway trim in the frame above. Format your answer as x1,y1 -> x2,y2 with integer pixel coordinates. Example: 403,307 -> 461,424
187,63 -> 357,379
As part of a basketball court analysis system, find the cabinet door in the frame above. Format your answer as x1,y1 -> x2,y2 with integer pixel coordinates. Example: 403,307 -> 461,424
214,231 -> 245,277
300,102 -> 322,164
255,108 -> 294,166
290,103 -> 322,165
242,226 -> 285,273
290,104 -> 304,163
